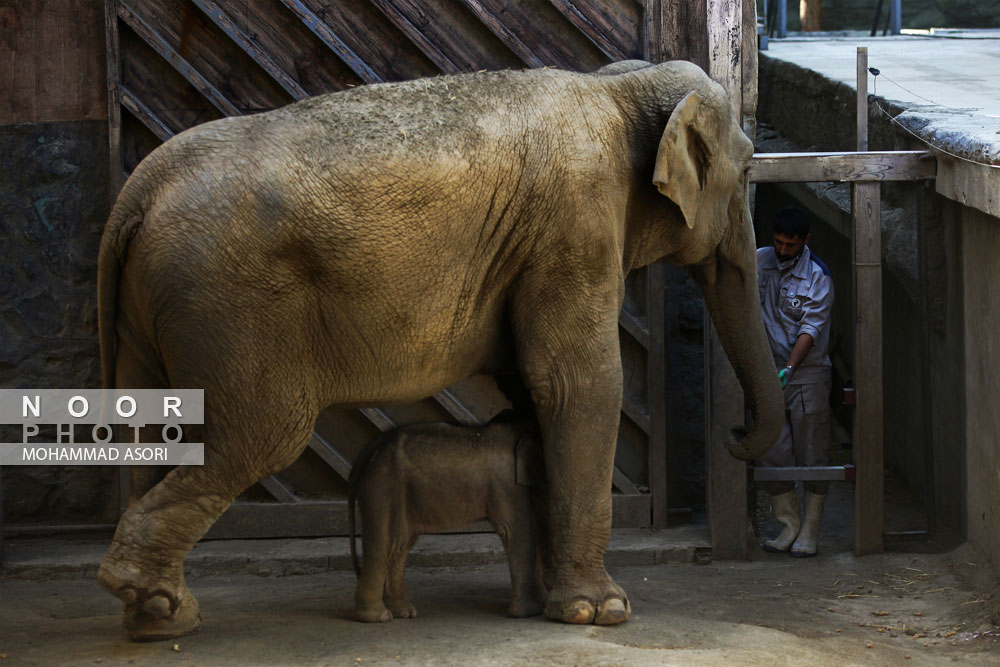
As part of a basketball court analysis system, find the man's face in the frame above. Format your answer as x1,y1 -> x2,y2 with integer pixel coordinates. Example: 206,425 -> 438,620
773,232 -> 809,263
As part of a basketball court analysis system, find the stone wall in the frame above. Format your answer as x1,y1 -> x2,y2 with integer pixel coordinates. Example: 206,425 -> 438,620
1,120 -> 114,524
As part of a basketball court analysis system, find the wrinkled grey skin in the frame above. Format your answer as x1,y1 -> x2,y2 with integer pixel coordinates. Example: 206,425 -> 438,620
348,419 -> 545,622
97,59 -> 783,639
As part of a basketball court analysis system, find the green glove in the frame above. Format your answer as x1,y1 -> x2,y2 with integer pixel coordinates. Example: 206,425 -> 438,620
778,365 -> 793,388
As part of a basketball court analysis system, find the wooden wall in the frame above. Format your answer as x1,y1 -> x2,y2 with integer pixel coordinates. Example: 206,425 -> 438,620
0,0 -> 107,124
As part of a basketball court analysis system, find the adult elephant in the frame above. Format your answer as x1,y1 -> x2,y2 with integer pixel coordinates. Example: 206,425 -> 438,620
97,59 -> 783,640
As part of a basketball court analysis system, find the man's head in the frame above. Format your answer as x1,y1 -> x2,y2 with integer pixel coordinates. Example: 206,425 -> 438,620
772,206 -> 810,263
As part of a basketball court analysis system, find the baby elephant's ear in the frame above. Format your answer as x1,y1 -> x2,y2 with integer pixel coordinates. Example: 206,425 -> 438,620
652,91 -> 713,230
516,434 -> 543,487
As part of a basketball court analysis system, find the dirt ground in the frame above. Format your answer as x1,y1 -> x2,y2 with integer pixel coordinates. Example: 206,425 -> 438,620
1,538 -> 998,666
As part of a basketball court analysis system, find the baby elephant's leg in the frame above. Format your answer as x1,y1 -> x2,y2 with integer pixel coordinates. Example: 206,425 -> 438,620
354,496 -> 393,622
383,534 -> 418,619
493,489 -> 544,618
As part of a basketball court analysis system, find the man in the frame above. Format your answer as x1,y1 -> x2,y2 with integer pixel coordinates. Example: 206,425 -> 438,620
757,206 -> 834,557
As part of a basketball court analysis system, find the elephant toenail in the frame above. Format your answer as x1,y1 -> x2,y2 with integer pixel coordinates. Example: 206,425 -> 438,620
141,595 -> 172,619
595,598 -> 630,625
118,587 -> 139,605
563,601 -> 595,624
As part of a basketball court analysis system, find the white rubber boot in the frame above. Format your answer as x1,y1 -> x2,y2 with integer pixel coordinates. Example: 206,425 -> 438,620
791,492 -> 826,558
763,490 -> 800,553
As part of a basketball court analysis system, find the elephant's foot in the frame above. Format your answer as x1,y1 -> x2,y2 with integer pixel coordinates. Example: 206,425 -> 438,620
544,571 -> 630,625
354,602 -> 393,623
386,597 -> 417,619
99,555 -> 201,641
508,596 -> 544,618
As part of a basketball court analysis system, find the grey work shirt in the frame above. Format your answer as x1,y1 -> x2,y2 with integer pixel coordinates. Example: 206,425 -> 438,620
757,245 -> 834,385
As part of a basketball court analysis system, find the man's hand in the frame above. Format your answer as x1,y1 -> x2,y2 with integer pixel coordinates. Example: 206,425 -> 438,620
778,365 -> 794,388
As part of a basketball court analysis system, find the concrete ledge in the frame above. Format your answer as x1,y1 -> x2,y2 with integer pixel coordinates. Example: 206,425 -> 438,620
0,527 -> 711,581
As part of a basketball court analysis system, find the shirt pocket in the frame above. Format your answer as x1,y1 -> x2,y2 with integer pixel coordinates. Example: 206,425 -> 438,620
780,289 -> 804,320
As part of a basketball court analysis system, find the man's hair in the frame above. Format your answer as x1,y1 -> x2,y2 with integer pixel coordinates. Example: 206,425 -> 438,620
773,206 -> 810,239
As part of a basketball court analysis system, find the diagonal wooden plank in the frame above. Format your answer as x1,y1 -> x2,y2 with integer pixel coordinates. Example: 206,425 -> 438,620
277,0 -> 383,84
621,393 -> 651,434
618,310 -> 650,349
260,475 -> 297,503
433,388 -> 483,426
612,465 -> 641,494
367,0 -> 460,74
545,0 -> 627,61
120,86 -> 173,141
189,0 -> 308,100
455,0 -> 545,68
360,407 -> 396,432
307,431 -> 352,481
118,1 -> 241,117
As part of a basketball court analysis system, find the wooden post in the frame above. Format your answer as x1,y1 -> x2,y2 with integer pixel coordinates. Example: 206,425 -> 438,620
105,0 -> 123,201
705,0 -> 749,560
648,264 -> 669,528
852,47 -> 884,555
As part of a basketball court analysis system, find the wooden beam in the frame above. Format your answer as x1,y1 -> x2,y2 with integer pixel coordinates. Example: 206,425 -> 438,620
367,0 -> 460,74
612,466 -> 641,495
646,262 -> 668,528
259,476 -> 297,503
545,0 -> 627,61
749,151 -> 936,183
705,0 -> 747,561
621,393 -> 651,435
277,0 -> 383,85
432,388 -> 482,426
618,310 -> 650,349
120,86 -> 173,142
105,0 -> 124,200
118,2 -> 241,117
189,0 -> 308,100
853,48 -> 884,556
456,0 -> 545,68
749,465 -> 856,482
307,432 -> 352,482
360,407 -> 396,432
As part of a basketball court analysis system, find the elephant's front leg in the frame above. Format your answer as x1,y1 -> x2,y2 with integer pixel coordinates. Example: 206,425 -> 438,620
512,280 -> 630,626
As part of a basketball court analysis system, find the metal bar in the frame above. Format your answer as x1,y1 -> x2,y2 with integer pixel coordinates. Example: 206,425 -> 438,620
120,86 -> 174,141
277,0 -> 383,85
749,151 -> 936,183
749,464 -> 857,482
189,0 -> 307,100
455,0 -> 545,68
889,0 -> 902,35
118,2 -> 241,117
776,0 -> 787,38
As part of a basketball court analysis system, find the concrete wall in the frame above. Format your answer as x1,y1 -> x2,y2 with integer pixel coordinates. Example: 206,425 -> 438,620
962,205 -> 1000,570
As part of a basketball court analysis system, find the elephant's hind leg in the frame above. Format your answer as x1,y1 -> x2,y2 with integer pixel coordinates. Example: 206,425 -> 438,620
99,383 -> 317,641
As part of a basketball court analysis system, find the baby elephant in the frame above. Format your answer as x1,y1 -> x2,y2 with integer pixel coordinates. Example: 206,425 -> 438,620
348,418 -> 545,622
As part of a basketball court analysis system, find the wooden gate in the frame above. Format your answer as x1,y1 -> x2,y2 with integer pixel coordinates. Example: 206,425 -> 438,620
104,0 -> 676,536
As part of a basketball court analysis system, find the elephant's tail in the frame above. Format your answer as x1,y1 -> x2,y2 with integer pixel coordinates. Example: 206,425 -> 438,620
97,192 -> 144,391
348,431 -> 393,578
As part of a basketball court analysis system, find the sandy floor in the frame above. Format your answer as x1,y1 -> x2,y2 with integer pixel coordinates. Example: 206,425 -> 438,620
1,538 -> 998,666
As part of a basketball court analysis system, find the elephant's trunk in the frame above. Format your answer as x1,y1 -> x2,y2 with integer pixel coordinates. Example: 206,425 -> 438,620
698,204 -> 784,462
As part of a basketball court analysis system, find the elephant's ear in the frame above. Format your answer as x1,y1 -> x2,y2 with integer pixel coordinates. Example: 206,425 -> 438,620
652,91 -> 713,230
